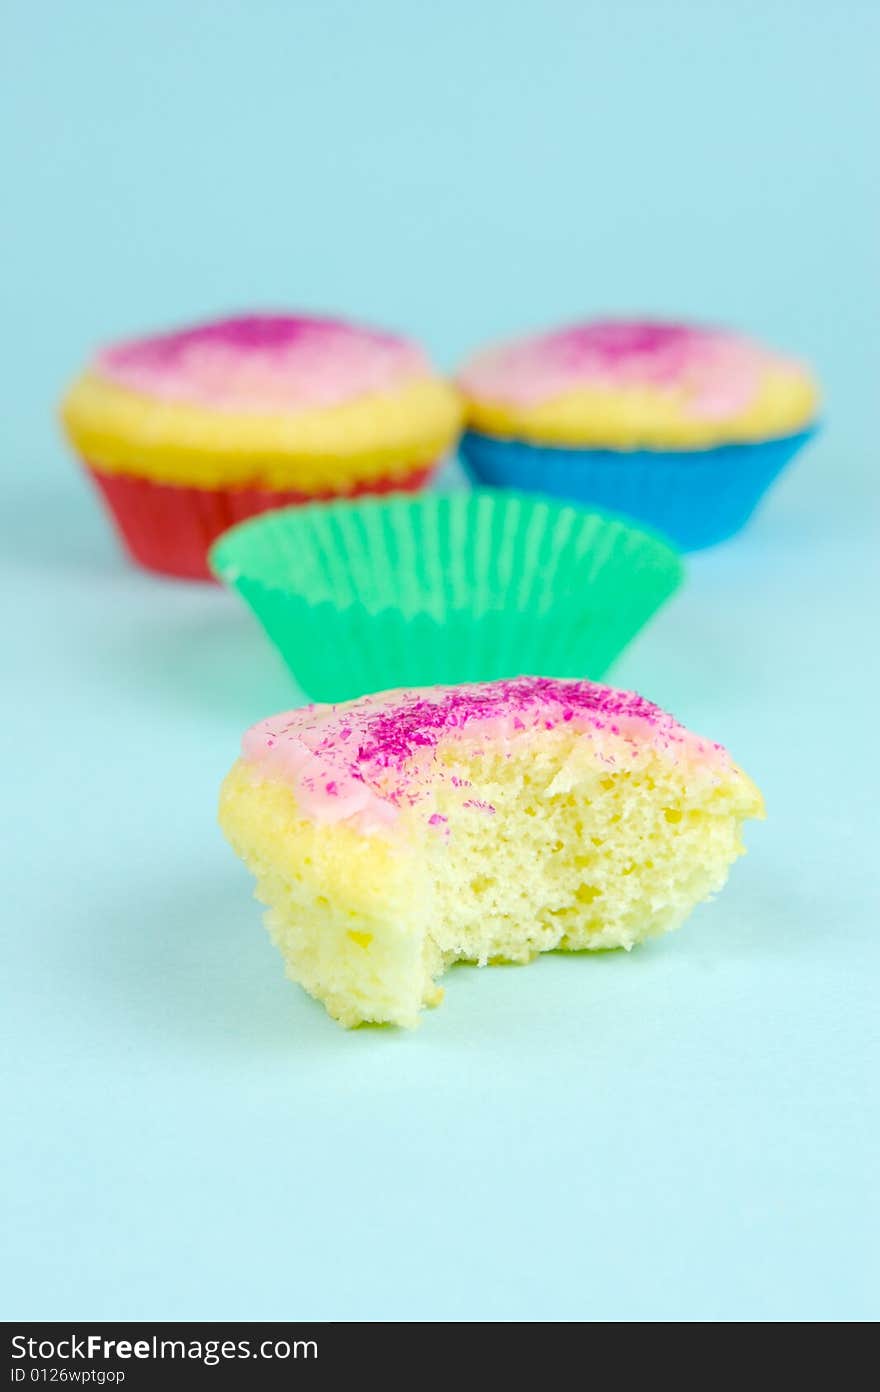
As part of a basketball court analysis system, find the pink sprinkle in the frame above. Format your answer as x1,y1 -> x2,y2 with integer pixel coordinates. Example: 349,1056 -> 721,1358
238,677 -> 720,833
428,813 -> 447,826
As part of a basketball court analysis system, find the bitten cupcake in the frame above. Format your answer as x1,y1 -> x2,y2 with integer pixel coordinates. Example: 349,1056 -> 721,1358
60,313 -> 462,579
220,676 -> 763,1028
457,319 -> 819,549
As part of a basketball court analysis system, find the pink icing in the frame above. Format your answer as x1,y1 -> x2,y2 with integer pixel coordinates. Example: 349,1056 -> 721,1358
94,314 -> 430,413
240,676 -> 729,835
458,319 -> 804,420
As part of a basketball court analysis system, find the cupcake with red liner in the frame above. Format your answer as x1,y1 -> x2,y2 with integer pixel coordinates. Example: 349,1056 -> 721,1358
60,313 -> 462,579
458,319 -> 820,549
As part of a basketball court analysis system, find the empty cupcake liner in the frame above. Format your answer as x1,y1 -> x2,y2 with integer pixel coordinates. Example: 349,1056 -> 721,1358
84,463 -> 438,582
209,489 -> 684,702
459,428 -> 817,551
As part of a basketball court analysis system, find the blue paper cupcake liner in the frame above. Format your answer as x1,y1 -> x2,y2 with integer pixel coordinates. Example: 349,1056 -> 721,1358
460,427 -> 818,550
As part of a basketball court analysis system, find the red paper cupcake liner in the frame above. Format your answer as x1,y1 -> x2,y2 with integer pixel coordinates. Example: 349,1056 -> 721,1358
84,463 -> 438,581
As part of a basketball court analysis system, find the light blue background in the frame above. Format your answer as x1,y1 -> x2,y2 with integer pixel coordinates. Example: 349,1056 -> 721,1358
2,0 -> 878,1322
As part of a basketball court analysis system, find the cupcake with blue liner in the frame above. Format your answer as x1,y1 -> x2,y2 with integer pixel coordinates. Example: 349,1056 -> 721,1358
457,320 -> 819,549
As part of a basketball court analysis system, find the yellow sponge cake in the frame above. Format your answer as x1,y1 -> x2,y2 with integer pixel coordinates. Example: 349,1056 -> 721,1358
219,677 -> 763,1028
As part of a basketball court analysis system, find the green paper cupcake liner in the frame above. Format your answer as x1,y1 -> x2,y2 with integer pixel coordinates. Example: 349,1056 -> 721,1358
209,489 -> 684,702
